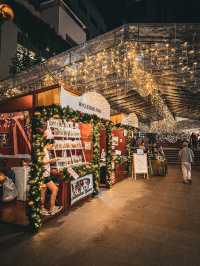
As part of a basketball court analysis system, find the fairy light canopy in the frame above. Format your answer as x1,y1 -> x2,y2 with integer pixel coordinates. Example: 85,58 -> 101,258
0,23 -> 200,123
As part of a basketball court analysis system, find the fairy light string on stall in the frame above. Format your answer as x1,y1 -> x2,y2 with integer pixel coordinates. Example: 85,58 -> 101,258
29,104 -> 137,231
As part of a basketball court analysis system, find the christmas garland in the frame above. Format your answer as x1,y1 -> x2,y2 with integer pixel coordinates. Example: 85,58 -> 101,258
114,155 -> 128,164
28,104 -> 136,231
29,105 -> 104,231
105,122 -> 112,188
62,164 -> 94,182
126,128 -> 134,174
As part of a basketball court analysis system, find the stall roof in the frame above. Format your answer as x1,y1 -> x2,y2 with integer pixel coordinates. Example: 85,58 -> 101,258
1,23 -> 200,122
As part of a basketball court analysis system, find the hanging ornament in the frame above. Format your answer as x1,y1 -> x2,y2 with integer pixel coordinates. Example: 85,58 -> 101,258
0,4 -> 14,20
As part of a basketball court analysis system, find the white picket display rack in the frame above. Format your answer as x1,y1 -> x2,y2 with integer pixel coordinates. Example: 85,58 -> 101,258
47,119 -> 86,170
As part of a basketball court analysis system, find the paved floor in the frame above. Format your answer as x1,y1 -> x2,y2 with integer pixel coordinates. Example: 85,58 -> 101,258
1,165 -> 200,266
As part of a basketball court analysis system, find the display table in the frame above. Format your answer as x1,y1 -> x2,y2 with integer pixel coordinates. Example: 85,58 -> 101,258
149,159 -> 167,176
54,173 -> 94,209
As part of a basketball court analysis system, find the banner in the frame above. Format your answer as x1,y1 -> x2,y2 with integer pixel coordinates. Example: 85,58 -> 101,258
70,174 -> 94,205
60,88 -> 110,120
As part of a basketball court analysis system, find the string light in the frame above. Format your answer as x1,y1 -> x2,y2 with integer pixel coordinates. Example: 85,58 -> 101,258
0,24 -> 199,130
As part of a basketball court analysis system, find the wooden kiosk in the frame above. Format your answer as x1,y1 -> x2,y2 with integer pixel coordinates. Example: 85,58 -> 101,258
0,84 -> 111,230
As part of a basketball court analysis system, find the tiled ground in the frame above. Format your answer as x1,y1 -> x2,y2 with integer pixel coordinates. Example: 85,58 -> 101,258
1,165 -> 200,266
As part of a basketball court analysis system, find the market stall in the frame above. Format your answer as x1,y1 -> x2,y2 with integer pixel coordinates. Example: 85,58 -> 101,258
0,84 -> 137,231
0,110 -> 31,226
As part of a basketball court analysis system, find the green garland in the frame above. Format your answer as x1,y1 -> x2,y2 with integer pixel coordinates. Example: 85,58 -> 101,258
105,122 -> 112,188
28,104 -> 137,231
29,104 -> 102,231
62,164 -> 94,182
92,121 -> 101,194
126,128 -> 134,175
114,155 -> 128,164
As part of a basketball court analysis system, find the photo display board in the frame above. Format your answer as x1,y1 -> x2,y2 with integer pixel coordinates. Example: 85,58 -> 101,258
70,174 -> 94,205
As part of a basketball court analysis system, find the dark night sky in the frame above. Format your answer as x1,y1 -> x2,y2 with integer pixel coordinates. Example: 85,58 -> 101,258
93,0 -> 200,30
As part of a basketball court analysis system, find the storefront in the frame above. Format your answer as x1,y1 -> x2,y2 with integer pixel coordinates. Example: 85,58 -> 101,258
0,85 -> 136,231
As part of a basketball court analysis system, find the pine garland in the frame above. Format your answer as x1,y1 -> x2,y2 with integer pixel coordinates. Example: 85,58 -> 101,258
92,121 -> 101,194
28,104 -> 137,231
29,105 -> 102,231
126,128 -> 134,175
105,122 -> 113,188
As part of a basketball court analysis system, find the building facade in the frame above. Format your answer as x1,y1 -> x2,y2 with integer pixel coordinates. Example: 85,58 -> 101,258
0,0 -> 107,80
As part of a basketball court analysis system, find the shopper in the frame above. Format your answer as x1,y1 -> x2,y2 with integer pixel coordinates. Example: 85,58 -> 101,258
178,142 -> 194,184
190,133 -> 197,150
0,158 -> 16,183
41,139 -> 62,216
0,171 -> 17,202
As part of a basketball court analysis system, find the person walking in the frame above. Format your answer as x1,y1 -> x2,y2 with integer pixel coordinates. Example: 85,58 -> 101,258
179,142 -> 194,184
190,133 -> 197,150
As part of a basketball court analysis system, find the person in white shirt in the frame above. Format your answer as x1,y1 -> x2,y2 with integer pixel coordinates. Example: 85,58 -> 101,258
41,139 -> 62,216
178,141 -> 194,184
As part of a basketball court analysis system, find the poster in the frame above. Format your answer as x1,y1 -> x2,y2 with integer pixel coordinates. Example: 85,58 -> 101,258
70,174 -> 94,205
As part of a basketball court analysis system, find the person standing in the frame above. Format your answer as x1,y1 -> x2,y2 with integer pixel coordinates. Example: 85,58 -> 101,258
41,139 -> 63,215
190,133 -> 197,150
179,142 -> 194,184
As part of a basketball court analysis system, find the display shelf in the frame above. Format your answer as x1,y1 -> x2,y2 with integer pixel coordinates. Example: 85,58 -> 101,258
47,119 -> 87,171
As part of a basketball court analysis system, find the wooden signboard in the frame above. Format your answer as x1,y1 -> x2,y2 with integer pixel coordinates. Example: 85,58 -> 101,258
132,153 -> 149,180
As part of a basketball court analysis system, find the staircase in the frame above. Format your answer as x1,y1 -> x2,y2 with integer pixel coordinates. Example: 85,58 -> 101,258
164,148 -> 200,165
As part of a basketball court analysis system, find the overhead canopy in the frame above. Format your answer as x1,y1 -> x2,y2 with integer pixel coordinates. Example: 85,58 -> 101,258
0,23 -> 200,122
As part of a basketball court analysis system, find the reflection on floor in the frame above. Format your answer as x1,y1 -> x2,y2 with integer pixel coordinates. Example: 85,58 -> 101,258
0,200 -> 29,226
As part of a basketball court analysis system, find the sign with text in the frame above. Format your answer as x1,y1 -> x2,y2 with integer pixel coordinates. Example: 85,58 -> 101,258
70,174 -> 94,205
60,88 -> 110,120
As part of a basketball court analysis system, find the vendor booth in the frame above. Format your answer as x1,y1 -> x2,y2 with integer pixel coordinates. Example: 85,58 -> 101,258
0,110 -> 31,225
0,85 -> 136,231
3,23 -> 192,231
